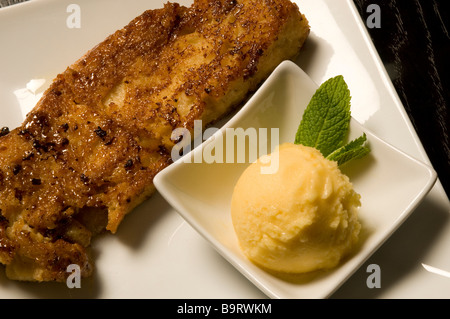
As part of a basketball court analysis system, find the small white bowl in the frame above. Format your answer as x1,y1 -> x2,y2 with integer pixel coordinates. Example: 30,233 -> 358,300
153,61 -> 437,299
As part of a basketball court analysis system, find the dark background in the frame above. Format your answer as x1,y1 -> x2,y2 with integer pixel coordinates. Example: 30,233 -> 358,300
353,0 -> 449,199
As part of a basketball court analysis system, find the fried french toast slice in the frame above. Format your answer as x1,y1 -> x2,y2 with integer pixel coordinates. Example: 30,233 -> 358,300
0,0 -> 309,282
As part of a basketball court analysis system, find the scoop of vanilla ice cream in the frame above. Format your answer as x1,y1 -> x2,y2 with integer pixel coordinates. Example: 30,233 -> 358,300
231,143 -> 361,273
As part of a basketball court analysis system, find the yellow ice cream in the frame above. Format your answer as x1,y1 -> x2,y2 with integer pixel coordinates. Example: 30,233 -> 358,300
231,143 -> 361,273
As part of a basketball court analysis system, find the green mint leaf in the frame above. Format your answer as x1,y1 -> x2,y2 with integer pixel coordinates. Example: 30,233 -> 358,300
326,133 -> 370,166
294,75 -> 351,157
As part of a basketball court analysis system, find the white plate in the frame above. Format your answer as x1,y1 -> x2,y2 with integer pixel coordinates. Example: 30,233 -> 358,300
0,0 -> 449,299
153,61 -> 437,299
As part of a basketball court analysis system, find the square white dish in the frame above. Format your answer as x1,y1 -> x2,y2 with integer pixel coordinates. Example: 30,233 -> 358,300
153,61 -> 437,299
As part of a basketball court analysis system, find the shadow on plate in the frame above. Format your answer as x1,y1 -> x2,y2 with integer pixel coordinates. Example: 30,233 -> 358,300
0,263 -> 102,299
116,192 -> 174,249
331,195 -> 450,298
295,32 -> 334,81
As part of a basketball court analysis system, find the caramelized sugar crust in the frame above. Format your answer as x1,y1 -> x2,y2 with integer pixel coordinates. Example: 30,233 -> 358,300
0,0 -> 309,282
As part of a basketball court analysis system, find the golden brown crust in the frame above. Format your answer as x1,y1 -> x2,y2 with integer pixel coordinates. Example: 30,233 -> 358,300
0,217 -> 14,265
0,0 -> 309,282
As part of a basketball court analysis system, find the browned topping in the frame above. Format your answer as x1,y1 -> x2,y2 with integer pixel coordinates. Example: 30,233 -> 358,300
0,0 -> 309,282
124,159 -> 134,169
80,174 -> 89,184
94,126 -> 107,140
12,164 -> 22,175
0,127 -> 9,137
0,217 -> 15,265
61,123 -> 69,132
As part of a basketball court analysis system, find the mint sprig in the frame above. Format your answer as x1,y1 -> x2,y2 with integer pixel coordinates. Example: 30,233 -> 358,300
295,75 -> 370,166
327,133 -> 370,166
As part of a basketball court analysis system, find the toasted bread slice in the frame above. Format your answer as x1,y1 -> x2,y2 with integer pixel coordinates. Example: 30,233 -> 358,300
0,0 -> 309,282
